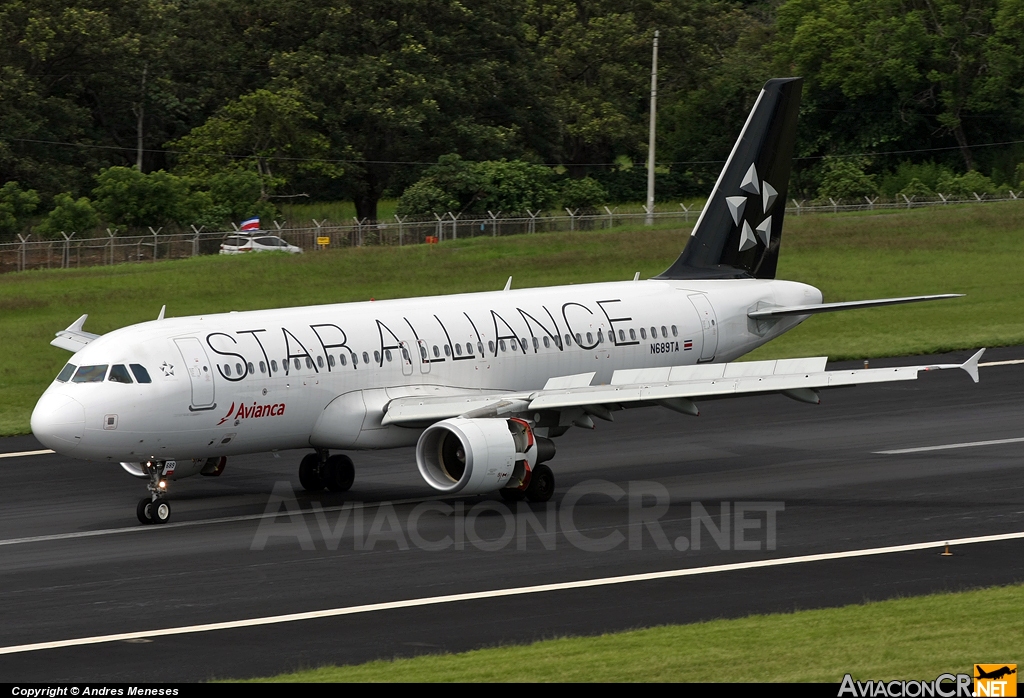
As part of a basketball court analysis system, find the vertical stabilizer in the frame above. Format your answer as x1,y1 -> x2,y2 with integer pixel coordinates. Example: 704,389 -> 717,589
658,77 -> 802,280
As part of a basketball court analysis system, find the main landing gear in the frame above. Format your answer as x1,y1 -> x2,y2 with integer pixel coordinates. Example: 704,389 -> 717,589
499,463 -> 555,503
136,460 -> 172,525
299,449 -> 355,492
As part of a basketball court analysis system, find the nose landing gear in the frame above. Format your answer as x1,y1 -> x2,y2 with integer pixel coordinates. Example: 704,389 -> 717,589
136,460 -> 172,525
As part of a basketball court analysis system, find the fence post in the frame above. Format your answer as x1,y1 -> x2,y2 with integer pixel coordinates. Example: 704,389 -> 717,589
792,199 -> 804,216
603,205 -> 617,229
1010,191 -> 1020,200
679,203 -> 690,222
353,217 -> 369,246
60,231 -> 75,268
864,196 -> 877,210
938,193 -> 948,205
17,233 -> 30,272
487,210 -> 500,237
973,192 -> 984,202
900,194 -> 914,209
565,208 -> 579,231
526,209 -> 539,234
148,226 -> 162,261
642,203 -> 654,222
448,211 -> 460,240
828,197 -> 839,214
394,214 -> 407,246
432,213 -> 444,242
106,228 -> 117,265
190,225 -> 204,257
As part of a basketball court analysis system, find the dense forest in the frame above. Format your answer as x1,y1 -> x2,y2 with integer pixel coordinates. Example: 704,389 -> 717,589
1,0 -> 1023,237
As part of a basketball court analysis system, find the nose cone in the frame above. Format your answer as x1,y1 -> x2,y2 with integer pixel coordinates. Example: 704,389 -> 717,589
31,392 -> 85,453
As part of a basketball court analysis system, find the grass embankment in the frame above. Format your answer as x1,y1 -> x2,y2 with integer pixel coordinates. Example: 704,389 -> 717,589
250,583 -> 1024,682
3,202 -> 1024,436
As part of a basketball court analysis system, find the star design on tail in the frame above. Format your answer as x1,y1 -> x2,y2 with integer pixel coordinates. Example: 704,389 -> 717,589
726,163 -> 778,252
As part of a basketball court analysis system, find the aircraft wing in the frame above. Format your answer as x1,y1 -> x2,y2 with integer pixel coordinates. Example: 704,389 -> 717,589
51,314 -> 100,352
747,294 -> 963,318
381,349 -> 984,426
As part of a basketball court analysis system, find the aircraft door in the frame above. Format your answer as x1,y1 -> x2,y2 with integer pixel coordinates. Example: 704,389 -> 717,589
175,337 -> 216,410
399,340 -> 414,377
687,293 -> 719,362
416,339 -> 431,374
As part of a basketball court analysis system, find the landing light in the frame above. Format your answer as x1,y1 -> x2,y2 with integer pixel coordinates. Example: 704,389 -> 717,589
158,480 -> 167,490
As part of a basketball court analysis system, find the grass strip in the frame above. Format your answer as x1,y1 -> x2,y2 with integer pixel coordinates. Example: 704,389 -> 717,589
3,203 -> 1024,436
244,582 -> 1024,682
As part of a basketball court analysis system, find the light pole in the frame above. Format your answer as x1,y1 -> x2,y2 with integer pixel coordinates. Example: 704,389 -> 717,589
646,30 -> 659,226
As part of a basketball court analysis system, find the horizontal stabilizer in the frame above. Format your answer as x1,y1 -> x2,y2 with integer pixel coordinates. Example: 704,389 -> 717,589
51,314 -> 100,352
747,294 -> 963,319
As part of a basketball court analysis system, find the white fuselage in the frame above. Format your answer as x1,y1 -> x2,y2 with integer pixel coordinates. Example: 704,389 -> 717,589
31,277 -> 821,463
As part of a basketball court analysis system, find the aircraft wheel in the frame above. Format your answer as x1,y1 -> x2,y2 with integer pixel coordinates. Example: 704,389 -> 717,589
136,497 -> 154,525
323,454 -> 355,492
299,453 -> 323,491
499,487 -> 526,502
150,497 -> 171,524
525,464 -> 555,503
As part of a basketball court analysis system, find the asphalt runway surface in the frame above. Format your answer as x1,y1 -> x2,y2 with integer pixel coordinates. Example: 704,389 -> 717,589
1,346 -> 1023,682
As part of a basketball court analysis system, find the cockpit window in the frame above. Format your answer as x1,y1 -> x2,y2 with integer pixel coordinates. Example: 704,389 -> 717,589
108,364 -> 133,384
72,365 -> 108,383
130,364 -> 152,383
56,364 -> 77,382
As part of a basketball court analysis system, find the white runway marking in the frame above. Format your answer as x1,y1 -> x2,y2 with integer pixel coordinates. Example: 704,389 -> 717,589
1,529 -> 1022,656
0,449 -> 54,460
979,359 -> 1024,367
873,436 -> 1024,455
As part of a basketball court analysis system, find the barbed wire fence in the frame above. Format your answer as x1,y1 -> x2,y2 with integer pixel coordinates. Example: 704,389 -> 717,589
2,192 -> 1022,274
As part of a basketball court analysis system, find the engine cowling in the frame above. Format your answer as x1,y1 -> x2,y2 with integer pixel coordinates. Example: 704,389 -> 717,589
416,417 -> 540,495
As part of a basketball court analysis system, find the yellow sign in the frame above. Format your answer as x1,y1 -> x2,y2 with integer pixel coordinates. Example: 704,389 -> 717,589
317,236 -> 331,246
975,664 -> 1017,697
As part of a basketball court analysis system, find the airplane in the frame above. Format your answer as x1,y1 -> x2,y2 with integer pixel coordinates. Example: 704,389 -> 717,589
975,666 -> 1016,681
30,77 -> 984,525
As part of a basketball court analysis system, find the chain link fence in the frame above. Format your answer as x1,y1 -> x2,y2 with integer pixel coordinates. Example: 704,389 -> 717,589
2,193 -> 1021,274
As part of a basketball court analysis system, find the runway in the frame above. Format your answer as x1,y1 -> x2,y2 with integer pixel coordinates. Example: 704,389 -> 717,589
1,347 -> 1023,681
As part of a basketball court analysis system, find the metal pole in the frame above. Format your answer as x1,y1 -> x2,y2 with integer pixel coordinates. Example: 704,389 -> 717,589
646,29 -> 659,227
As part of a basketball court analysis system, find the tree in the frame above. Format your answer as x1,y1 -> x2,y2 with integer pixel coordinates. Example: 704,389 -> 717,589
169,88 -> 341,199
560,177 -> 608,210
0,182 -> 40,239
35,193 -> 98,237
93,167 -> 192,228
816,157 -> 877,200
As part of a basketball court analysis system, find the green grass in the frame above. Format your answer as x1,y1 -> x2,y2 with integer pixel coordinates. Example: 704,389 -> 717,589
243,582 -> 1024,682
3,202 -> 1024,436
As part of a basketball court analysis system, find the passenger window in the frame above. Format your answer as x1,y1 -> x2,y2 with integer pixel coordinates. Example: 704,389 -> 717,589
629,329 -> 636,341
129,364 -> 151,383
224,364 -> 232,377
108,364 -> 133,384
488,340 -> 495,353
499,340 -> 506,352
443,345 -> 451,357
543,336 -> 550,349
618,330 -> 625,342
56,363 -> 77,382
565,334 -> 572,346
339,354 -> 347,366
651,327 -> 657,338
236,362 -> 244,376
385,350 -> 393,362
73,365 -> 108,383
586,332 -> 593,344
420,345 -> 428,360
661,326 -> 668,337
402,347 -> 410,361
374,350 -> 381,364
455,344 -> 462,356
327,355 -> 335,368
575,333 -> 582,345
671,325 -> 678,337
598,330 -> 604,344
362,352 -> 369,365
294,358 -> 301,370
260,361 -> 267,373
433,345 -> 440,358
477,342 -> 484,355
533,337 -> 539,350
271,360 -> 278,373
640,328 -> 647,340
305,357 -> 313,369
248,362 -> 254,374
317,356 -> 324,368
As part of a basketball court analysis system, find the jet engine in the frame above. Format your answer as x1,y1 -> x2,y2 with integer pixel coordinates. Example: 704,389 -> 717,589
416,417 -> 554,495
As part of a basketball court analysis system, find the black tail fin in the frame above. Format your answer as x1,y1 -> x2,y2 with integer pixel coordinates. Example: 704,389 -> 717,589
658,77 -> 803,280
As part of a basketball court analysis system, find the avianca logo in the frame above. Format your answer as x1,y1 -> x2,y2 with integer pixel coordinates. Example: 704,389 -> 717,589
217,401 -> 286,426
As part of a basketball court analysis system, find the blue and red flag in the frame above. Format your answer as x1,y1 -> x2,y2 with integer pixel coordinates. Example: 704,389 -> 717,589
240,217 -> 260,232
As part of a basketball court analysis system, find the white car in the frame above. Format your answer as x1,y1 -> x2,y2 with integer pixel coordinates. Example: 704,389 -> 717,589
219,235 -> 303,255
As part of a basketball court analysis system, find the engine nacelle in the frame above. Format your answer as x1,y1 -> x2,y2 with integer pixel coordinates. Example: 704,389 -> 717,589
416,417 -> 539,495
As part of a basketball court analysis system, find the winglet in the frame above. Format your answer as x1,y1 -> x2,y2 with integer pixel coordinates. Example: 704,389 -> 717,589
157,305 -> 166,321
960,348 -> 985,383
503,276 -> 512,291
51,314 -> 101,352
